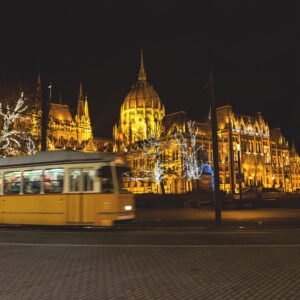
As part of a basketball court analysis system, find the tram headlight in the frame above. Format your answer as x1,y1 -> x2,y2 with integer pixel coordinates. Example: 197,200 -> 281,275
124,205 -> 132,211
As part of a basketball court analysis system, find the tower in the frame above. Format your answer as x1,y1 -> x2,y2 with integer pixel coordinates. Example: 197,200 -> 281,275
75,82 -> 93,144
113,49 -> 165,150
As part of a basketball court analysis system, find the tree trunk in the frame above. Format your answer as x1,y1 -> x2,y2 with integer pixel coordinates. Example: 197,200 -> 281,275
160,180 -> 165,194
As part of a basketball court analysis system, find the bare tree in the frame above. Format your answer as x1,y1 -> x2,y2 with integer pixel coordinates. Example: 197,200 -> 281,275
0,93 -> 36,157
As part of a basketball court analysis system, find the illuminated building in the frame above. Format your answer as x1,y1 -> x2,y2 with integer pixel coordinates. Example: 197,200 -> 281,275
113,51 -> 300,193
30,77 -> 112,152
113,49 -> 165,151
46,82 -> 95,151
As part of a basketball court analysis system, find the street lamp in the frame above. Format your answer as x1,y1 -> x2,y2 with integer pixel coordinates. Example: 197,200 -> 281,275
236,143 -> 242,202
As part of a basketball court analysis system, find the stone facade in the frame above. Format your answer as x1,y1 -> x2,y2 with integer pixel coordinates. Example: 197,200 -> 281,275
30,78 -> 112,152
113,52 -> 300,193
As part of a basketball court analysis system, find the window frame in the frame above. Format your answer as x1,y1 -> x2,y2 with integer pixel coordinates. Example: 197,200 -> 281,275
82,168 -> 96,192
68,168 -> 82,193
23,169 -> 43,195
3,171 -> 22,195
44,168 -> 65,194
67,167 -> 96,193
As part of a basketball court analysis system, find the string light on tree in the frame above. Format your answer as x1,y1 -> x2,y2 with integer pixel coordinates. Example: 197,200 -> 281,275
0,93 -> 36,157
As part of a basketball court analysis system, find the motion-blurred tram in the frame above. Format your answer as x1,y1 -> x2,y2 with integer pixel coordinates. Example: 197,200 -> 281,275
0,150 -> 135,226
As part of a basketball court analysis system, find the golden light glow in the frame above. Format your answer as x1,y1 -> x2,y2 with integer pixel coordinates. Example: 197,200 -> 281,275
111,56 -> 300,194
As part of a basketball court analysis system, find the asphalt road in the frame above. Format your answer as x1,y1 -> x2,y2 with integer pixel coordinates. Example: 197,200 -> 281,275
1,208 -> 300,299
0,228 -> 300,299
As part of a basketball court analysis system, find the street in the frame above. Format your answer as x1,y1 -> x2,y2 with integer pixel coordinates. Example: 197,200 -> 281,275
1,208 -> 300,300
131,207 -> 300,228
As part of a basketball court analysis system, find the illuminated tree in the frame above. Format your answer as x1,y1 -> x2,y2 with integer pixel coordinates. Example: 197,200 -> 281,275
126,124 -> 172,194
173,121 -> 202,181
0,93 -> 36,157
173,120 -> 214,190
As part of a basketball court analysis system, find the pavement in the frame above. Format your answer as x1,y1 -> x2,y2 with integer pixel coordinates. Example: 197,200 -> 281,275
1,208 -> 300,299
129,207 -> 300,229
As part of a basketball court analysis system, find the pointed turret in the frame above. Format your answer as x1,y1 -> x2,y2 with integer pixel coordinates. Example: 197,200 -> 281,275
77,81 -> 85,118
79,81 -> 84,100
75,83 -> 93,143
138,48 -> 147,82
84,95 -> 90,121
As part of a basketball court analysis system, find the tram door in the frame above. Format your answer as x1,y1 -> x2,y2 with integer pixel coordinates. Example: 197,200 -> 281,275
66,169 -> 95,224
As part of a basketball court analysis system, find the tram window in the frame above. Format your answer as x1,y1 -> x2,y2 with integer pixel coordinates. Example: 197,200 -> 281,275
100,166 -> 114,193
69,169 -> 81,192
3,171 -> 21,194
83,169 -> 95,191
23,170 -> 42,194
115,167 -> 131,193
44,168 -> 64,193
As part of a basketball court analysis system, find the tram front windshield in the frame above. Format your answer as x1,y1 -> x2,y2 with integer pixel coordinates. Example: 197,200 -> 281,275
115,166 -> 131,193
100,166 -> 131,193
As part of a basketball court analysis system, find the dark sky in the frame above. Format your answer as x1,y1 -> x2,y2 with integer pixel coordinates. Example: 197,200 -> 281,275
0,1 -> 298,148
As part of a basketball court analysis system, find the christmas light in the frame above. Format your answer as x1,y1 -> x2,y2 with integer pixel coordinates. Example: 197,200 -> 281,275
0,95 -> 36,157
173,120 -> 215,189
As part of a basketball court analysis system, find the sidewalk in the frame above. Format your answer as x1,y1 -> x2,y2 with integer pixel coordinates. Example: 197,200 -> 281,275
119,207 -> 300,229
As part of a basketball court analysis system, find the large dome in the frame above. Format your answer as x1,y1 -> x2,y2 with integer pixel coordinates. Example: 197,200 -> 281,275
122,81 -> 162,110
114,49 -> 166,147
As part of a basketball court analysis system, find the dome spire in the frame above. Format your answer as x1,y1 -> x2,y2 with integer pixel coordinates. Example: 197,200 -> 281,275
138,48 -> 147,82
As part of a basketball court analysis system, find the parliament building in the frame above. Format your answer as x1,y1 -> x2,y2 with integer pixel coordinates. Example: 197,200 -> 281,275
7,51 -> 299,194
30,75 -> 111,153
113,51 -> 300,193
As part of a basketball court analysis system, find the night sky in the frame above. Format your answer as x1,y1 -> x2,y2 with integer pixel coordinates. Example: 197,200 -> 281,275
0,1 -> 298,148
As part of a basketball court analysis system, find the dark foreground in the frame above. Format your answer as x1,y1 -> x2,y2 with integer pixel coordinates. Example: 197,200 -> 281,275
0,224 -> 300,299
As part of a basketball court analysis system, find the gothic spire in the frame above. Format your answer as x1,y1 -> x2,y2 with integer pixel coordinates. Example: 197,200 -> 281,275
84,95 -> 90,120
79,81 -> 85,100
138,48 -> 147,82
77,81 -> 85,118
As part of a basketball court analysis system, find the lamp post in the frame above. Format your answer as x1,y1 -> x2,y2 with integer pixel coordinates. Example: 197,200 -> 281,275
237,143 -> 242,202
41,78 -> 49,152
209,68 -> 222,225
222,160 -> 226,191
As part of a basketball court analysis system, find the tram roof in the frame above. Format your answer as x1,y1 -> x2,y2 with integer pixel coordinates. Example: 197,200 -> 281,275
0,150 -> 117,168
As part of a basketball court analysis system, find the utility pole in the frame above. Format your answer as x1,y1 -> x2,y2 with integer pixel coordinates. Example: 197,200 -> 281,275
228,115 -> 235,195
41,78 -> 49,152
209,67 -> 222,225
237,144 -> 243,203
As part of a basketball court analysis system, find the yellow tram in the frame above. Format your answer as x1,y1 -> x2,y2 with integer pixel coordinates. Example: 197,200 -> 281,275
0,150 -> 135,226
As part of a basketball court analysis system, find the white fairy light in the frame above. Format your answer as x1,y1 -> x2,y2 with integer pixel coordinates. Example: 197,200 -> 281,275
0,95 -> 36,157
173,120 -> 215,189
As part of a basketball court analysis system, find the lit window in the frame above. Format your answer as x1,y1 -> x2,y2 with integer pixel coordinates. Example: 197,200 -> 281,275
44,168 -> 64,193
83,169 -> 95,191
100,166 -> 114,193
23,170 -> 42,194
69,169 -> 81,192
4,171 -> 21,194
